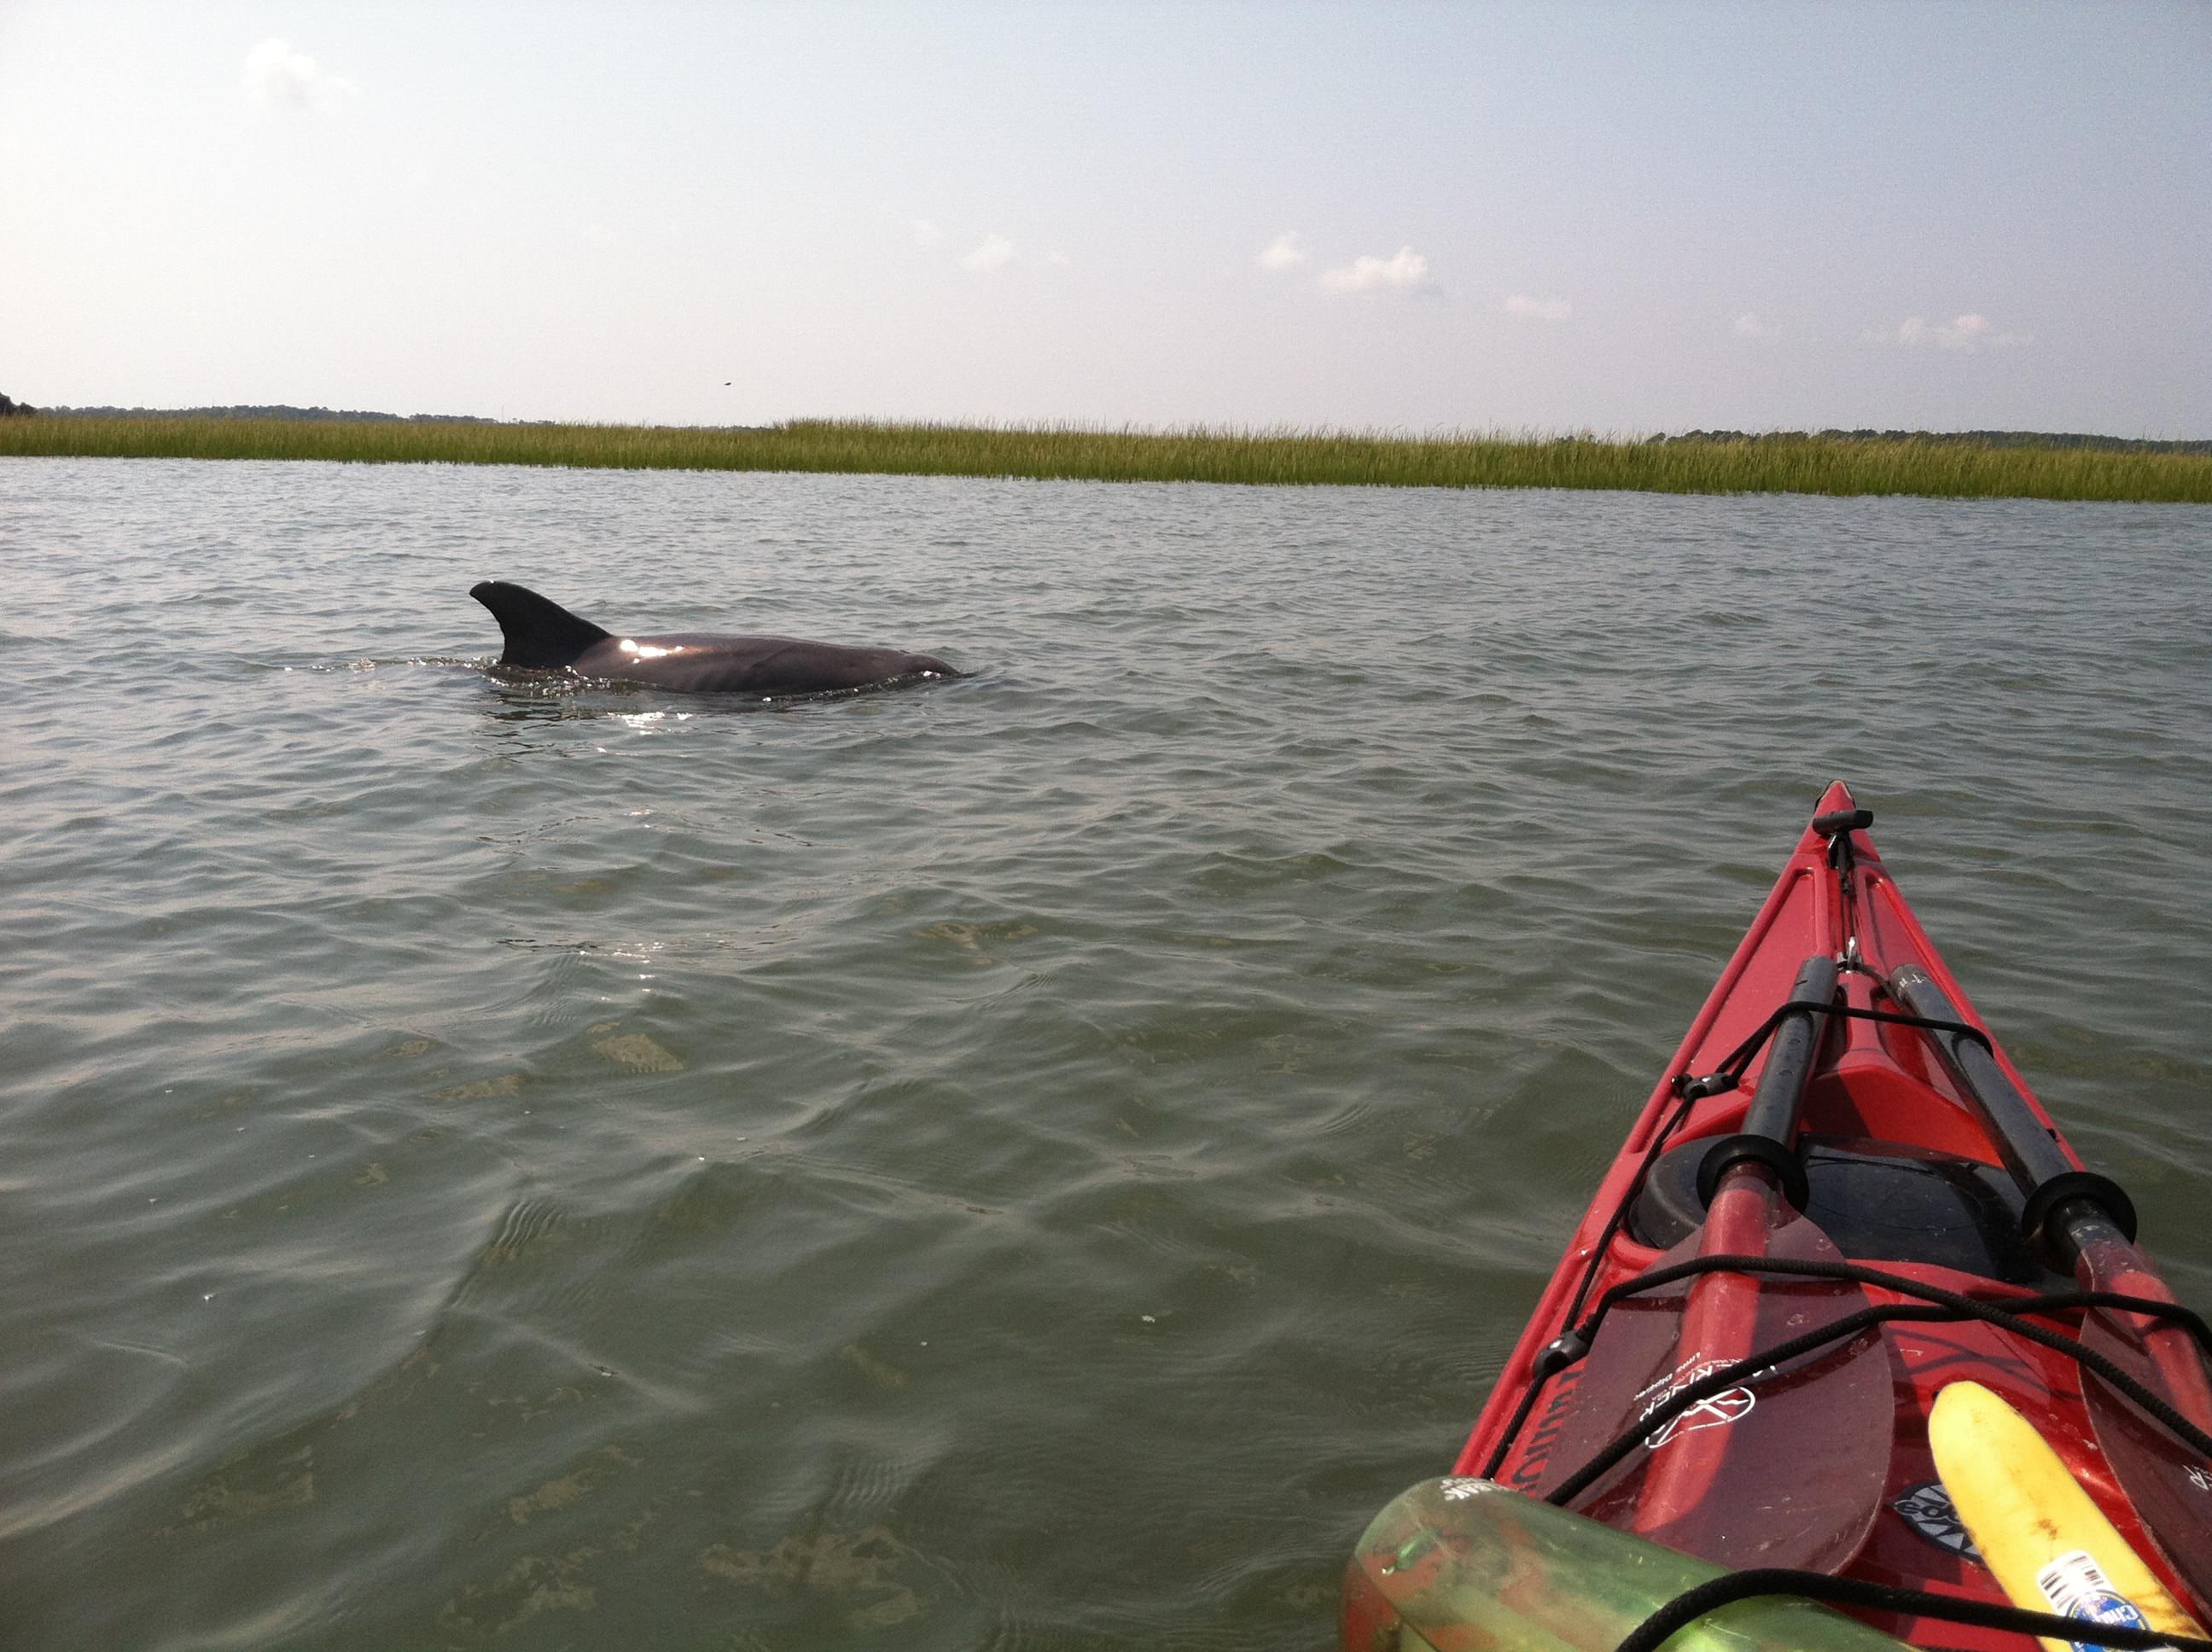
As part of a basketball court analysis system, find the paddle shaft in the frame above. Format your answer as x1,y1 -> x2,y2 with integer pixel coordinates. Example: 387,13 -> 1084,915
1888,963 -> 2143,1267
1887,964 -> 2073,1190
1695,955 -> 1840,1211
1743,957 -> 1842,1142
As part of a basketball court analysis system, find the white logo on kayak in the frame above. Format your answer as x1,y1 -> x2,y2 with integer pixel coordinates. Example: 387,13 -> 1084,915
2187,1464 -> 2212,1494
1635,1352 -> 1755,1449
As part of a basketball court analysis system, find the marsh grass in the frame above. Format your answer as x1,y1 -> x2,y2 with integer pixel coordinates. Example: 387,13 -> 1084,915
3,415 -> 2207,503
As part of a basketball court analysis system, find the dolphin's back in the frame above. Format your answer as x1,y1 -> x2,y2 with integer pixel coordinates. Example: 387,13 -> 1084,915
469,580 -> 962,695
568,633 -> 959,695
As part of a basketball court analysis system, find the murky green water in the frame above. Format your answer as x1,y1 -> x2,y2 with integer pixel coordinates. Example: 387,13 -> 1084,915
2,457 -> 2207,1649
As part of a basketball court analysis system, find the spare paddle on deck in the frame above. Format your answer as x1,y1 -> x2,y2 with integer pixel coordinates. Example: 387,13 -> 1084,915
1889,963 -> 2212,1608
1534,954 -> 1894,1574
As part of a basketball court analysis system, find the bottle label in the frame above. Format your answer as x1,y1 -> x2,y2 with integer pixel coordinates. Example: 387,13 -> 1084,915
2034,1549 -> 2173,1652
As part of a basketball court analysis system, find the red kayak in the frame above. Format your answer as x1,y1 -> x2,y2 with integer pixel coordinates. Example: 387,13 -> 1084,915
1344,784 -> 2212,1651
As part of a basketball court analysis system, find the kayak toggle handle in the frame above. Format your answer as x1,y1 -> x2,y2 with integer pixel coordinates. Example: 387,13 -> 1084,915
1813,804 -> 1874,954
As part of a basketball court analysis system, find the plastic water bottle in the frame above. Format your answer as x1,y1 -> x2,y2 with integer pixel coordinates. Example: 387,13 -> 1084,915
1342,1478 -> 1915,1651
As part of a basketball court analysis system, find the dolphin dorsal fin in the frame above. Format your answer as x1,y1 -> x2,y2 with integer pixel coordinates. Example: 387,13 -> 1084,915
470,581 -> 613,669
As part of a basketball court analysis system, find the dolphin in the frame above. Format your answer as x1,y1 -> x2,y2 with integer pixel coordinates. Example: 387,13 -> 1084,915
469,580 -> 963,696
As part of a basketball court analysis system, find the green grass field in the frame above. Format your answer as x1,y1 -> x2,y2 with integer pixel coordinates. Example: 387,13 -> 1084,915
3,415 -> 2207,503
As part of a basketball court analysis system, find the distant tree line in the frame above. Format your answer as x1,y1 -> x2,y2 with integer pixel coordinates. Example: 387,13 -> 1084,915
34,402 -> 500,424
3,398 -> 2204,454
1649,428 -> 2212,456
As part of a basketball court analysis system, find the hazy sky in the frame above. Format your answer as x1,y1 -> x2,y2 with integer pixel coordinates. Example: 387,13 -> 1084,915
3,3 -> 2206,434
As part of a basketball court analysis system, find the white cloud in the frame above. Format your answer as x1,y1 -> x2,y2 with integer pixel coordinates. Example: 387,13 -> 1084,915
962,234 -> 1019,273
1733,312 -> 1780,339
242,38 -> 358,114
956,234 -> 1066,273
912,219 -> 947,247
1258,232 -> 1307,272
1865,313 -> 2030,351
1504,294 -> 1572,322
1319,246 -> 1431,293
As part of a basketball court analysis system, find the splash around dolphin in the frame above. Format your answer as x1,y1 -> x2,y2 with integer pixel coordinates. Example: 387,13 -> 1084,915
469,581 -> 965,697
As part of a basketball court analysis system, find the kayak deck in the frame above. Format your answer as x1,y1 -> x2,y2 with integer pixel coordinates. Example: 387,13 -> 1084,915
1432,782 -> 2212,1649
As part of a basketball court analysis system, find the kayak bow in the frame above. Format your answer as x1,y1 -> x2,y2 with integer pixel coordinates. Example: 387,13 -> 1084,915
1344,783 -> 2212,1652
